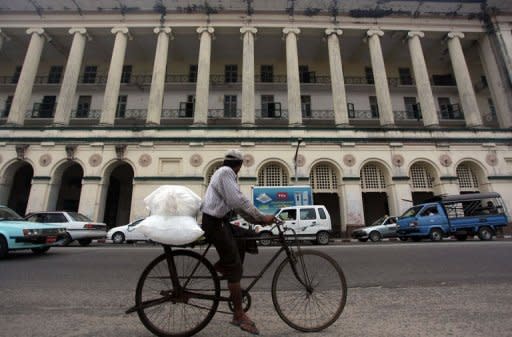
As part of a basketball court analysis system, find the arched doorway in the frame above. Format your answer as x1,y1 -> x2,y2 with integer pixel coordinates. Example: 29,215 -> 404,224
257,162 -> 289,186
310,162 -> 342,237
360,162 -> 390,225
55,163 -> 84,211
456,162 -> 482,194
5,163 -> 34,216
103,163 -> 134,228
409,162 -> 436,204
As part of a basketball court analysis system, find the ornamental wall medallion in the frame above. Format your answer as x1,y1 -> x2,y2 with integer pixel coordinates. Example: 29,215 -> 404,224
189,154 -> 203,167
39,154 -> 52,167
243,154 -> 254,167
486,153 -> 498,167
139,154 -> 152,167
343,154 -> 356,167
439,154 -> 452,167
296,154 -> 306,167
392,154 -> 405,167
89,154 -> 102,167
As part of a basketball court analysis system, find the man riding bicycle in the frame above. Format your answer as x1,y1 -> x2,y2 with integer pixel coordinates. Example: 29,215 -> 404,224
201,149 -> 274,335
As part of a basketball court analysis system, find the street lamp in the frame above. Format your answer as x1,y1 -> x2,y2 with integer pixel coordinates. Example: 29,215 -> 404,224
294,138 -> 303,184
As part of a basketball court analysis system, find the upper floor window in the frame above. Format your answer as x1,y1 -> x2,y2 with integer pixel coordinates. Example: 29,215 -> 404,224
11,66 -> 22,84
365,67 -> 374,84
224,95 -> 237,117
301,95 -> 311,117
260,65 -> 273,83
398,68 -> 413,85
116,95 -> 127,118
48,66 -> 63,84
432,74 -> 455,86
299,65 -> 314,83
189,65 -> 198,83
369,96 -> 379,118
76,96 -> 92,118
82,65 -> 97,84
121,65 -> 132,84
225,65 -> 238,83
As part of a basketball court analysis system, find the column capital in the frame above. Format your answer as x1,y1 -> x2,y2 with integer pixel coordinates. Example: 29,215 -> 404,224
283,27 -> 300,36
69,27 -> 87,35
367,29 -> 384,38
153,26 -> 172,34
111,26 -> 129,35
407,31 -> 425,39
240,27 -> 258,35
447,31 -> 465,40
325,28 -> 343,37
26,28 -> 45,36
197,26 -> 214,35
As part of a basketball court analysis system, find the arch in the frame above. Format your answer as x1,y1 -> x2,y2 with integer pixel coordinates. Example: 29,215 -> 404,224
101,161 -> 135,228
46,160 -> 85,211
455,160 -> 488,193
358,158 -> 392,187
0,160 -> 34,215
309,161 -> 342,237
360,161 -> 391,225
204,159 -> 224,185
407,158 -> 442,180
409,160 -> 438,204
257,160 -> 291,186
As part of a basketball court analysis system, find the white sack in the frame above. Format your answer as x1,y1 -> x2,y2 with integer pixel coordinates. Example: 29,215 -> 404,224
144,185 -> 202,217
135,215 -> 204,245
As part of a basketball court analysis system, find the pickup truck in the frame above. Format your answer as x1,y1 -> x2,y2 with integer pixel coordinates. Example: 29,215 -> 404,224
397,192 -> 509,241
256,205 -> 332,246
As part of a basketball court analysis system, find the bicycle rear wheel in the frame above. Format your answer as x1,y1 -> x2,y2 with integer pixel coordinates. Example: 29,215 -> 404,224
135,249 -> 220,337
271,249 -> 347,332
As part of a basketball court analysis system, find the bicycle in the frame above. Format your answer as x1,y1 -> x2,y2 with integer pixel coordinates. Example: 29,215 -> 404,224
125,220 -> 347,337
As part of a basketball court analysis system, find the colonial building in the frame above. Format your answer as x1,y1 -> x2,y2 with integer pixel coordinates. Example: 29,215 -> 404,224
0,0 -> 511,236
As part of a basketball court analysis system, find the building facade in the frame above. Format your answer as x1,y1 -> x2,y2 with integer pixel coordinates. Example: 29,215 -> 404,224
0,0 -> 511,236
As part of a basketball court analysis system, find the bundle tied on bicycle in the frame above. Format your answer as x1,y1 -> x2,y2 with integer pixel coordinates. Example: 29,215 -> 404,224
134,185 -> 204,245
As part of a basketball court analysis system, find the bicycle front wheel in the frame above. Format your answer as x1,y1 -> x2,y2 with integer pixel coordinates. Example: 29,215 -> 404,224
271,249 -> 347,332
135,250 -> 220,337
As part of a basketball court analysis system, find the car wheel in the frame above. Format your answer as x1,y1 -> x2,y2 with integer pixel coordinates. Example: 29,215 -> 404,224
316,231 -> 330,245
429,229 -> 443,242
477,227 -> 493,241
369,231 -> 382,242
31,246 -> 50,255
358,238 -> 368,242
0,235 -> 8,259
62,232 -> 73,246
259,232 -> 272,246
78,239 -> 92,246
112,232 -> 125,244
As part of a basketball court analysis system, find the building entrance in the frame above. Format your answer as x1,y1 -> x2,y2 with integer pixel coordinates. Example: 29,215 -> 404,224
103,164 -> 134,228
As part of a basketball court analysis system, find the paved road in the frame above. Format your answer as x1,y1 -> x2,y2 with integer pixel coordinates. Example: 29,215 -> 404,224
1,241 -> 511,337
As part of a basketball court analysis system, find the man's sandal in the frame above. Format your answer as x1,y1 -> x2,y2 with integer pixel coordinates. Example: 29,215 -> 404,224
231,317 -> 260,335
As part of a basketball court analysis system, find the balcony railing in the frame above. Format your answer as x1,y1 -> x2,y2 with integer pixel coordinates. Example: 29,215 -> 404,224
438,104 -> 464,120
71,109 -> 101,119
208,109 -> 241,118
394,110 -> 423,121
348,110 -> 379,120
302,109 -> 334,119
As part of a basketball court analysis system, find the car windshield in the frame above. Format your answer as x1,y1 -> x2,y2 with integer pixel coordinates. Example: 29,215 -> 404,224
67,212 -> 93,222
401,205 -> 423,218
368,215 -> 387,227
0,207 -> 23,220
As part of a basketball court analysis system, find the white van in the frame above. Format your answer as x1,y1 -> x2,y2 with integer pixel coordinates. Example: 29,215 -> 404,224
257,205 -> 332,246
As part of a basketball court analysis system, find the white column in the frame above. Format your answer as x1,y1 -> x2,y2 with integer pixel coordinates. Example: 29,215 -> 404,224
342,180 -> 365,230
496,25 -> 512,86
78,180 -> 103,222
389,182 -> 413,217
193,27 -> 214,125
53,28 -> 88,126
479,34 -> 512,128
241,27 -> 257,126
7,28 -> 47,126
367,29 -> 394,126
25,178 -> 51,214
146,27 -> 172,125
100,27 -> 129,126
407,31 -> 439,127
325,28 -> 349,126
283,27 -> 302,126
446,32 -> 483,127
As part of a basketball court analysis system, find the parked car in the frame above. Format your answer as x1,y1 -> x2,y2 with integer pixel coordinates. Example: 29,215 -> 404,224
397,192 -> 509,241
351,215 -> 399,242
0,205 -> 66,258
257,205 -> 332,246
25,211 -> 107,246
107,218 -> 148,244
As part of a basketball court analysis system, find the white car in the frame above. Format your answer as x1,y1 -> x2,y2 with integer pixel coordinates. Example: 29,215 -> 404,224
107,219 -> 148,244
25,211 -> 107,246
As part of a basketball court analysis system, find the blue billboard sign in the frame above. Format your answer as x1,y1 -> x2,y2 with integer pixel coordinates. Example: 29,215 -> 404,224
252,185 -> 314,215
